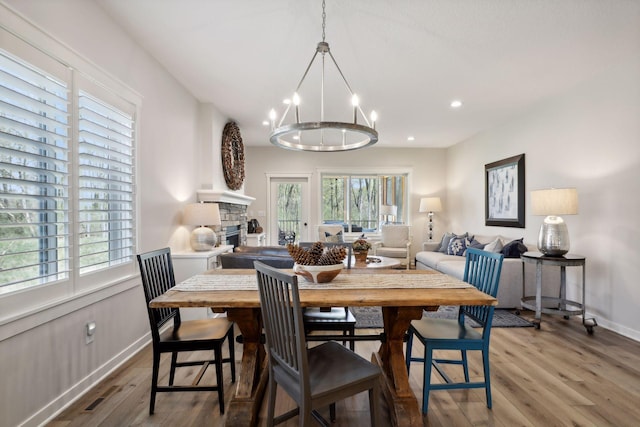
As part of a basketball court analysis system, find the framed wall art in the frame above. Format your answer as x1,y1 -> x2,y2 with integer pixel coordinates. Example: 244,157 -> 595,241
485,154 -> 525,228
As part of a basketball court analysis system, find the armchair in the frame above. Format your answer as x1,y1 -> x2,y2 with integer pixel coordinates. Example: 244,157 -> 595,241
372,225 -> 411,269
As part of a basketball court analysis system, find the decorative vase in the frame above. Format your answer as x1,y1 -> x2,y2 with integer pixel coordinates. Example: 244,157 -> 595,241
293,263 -> 343,283
354,251 -> 368,266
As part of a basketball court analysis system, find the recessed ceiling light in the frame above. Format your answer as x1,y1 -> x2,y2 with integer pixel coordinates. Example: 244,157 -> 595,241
262,120 -> 269,126
450,100 -> 463,108
407,136 -> 415,142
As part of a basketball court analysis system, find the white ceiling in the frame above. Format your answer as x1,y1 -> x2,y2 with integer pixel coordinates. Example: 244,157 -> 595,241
96,0 -> 639,148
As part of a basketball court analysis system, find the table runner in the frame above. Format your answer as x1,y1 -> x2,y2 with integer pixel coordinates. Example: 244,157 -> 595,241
174,272 -> 473,291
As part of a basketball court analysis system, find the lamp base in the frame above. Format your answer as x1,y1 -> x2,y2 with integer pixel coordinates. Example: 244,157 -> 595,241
190,226 -> 217,251
537,216 -> 570,256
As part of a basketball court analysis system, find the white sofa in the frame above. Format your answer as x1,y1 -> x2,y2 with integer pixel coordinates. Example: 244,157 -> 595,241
415,234 -> 550,308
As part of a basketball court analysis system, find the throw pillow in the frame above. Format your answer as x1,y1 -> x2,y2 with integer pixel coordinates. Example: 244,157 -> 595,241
501,238 -> 528,258
437,232 -> 468,253
436,232 -> 453,252
484,237 -> 504,253
324,230 -> 344,243
447,236 -> 467,256
465,237 -> 486,250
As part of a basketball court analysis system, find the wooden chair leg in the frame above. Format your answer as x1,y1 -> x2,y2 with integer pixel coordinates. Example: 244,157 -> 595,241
150,351 -> 161,414
228,326 -> 236,382
169,351 -> 178,385
214,345 -> 225,414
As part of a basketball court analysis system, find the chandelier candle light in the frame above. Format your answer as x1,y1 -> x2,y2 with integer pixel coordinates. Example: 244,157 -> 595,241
268,0 -> 378,151
531,188 -> 578,256
183,203 -> 221,251
419,197 -> 443,241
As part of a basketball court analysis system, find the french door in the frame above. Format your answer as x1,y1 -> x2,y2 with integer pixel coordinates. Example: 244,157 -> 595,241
268,175 -> 310,246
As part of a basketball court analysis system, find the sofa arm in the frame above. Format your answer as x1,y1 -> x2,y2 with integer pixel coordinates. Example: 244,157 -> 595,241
422,242 -> 440,251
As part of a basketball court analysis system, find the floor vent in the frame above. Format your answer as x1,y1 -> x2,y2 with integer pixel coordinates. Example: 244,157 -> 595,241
85,397 -> 104,411
84,385 -> 119,411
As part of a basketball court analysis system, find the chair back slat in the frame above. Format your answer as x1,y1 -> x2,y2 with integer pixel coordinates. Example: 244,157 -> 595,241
137,248 -> 180,340
461,248 -> 504,335
254,261 -> 310,393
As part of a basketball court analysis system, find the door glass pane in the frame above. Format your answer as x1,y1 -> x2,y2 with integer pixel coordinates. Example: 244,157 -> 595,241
276,183 -> 301,245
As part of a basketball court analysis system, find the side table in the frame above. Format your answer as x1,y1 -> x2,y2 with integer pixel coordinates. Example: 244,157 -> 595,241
520,251 -> 597,334
171,245 -> 234,320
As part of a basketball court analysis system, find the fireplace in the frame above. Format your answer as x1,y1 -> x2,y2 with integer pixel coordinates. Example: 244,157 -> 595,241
225,225 -> 241,248
197,190 -> 255,248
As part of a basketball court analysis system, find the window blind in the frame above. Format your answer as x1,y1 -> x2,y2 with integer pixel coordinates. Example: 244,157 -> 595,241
78,90 -> 134,274
0,49 -> 70,293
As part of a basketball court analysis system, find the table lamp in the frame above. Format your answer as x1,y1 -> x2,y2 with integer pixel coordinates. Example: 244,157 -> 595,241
531,188 -> 578,256
419,197 -> 442,241
183,202 -> 221,251
380,204 -> 397,224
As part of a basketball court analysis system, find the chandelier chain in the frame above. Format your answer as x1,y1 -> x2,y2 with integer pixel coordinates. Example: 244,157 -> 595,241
321,0 -> 326,42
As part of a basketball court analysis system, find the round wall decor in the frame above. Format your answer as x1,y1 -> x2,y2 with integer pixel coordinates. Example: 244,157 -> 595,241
221,121 -> 245,190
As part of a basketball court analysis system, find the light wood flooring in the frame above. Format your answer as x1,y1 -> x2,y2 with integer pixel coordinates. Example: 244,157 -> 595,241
47,312 -> 640,426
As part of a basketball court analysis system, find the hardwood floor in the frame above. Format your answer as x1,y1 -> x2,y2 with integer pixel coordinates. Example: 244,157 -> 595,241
48,313 -> 640,426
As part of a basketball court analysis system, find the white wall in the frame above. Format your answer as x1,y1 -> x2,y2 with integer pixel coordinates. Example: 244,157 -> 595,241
446,56 -> 640,340
244,147 -> 448,257
0,1 -> 225,426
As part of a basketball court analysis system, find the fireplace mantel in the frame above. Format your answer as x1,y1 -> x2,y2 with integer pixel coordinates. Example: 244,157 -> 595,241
197,190 -> 255,206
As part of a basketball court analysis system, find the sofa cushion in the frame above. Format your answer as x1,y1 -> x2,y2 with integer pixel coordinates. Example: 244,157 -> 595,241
484,237 -> 504,253
381,225 -> 410,247
415,251 -> 454,269
324,230 -> 344,243
435,260 -> 466,279
447,236 -> 467,256
233,245 -> 290,257
502,238 -> 528,258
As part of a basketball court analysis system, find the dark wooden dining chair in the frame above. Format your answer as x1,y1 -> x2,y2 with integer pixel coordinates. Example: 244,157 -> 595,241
298,241 -> 357,351
254,261 -> 381,426
137,248 -> 236,415
405,248 -> 504,413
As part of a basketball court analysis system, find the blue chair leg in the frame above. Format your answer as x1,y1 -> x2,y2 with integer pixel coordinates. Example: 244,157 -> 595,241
482,348 -> 492,408
461,349 -> 470,382
423,348 -> 434,414
405,329 -> 414,374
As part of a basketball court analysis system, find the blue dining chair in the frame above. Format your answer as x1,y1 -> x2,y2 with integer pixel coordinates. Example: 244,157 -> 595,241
405,248 -> 504,413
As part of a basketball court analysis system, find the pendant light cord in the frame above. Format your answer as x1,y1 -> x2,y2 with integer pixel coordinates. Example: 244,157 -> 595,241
321,0 -> 326,43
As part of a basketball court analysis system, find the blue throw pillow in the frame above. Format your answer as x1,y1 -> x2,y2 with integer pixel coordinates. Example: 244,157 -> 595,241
438,232 -> 468,253
466,237 -> 486,250
325,230 -> 344,243
447,236 -> 467,256
501,238 -> 528,258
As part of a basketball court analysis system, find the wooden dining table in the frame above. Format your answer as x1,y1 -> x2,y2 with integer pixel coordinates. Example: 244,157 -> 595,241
149,268 -> 497,427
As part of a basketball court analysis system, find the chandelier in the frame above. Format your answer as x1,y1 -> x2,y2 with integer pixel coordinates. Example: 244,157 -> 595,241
268,0 -> 378,152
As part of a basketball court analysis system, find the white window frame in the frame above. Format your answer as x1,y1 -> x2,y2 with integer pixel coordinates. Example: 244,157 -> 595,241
0,10 -> 141,329
316,167 -> 412,238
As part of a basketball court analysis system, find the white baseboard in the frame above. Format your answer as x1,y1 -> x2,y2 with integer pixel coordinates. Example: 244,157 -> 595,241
21,333 -> 151,427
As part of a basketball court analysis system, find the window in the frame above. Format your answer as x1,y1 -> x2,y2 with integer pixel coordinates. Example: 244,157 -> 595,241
0,46 -> 137,297
321,173 -> 407,233
78,91 -> 134,274
0,49 -> 70,294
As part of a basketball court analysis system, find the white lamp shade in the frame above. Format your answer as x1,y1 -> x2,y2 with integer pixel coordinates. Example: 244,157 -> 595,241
380,205 -> 397,216
183,203 -> 221,226
419,197 -> 442,213
531,188 -> 578,216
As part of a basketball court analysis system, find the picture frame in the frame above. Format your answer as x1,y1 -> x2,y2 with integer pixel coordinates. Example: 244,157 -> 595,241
485,154 -> 525,228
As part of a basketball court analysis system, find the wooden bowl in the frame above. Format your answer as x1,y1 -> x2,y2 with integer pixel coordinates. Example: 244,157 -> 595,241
293,263 -> 343,283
